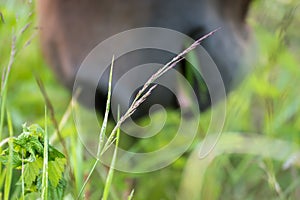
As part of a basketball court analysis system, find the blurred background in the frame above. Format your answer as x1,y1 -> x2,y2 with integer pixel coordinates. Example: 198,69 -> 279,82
0,0 -> 300,199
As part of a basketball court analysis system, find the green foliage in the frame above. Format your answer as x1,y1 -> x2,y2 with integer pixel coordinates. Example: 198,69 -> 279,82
176,1 -> 300,199
0,0 -> 300,199
23,157 -> 43,189
48,158 -> 67,188
0,124 -> 66,199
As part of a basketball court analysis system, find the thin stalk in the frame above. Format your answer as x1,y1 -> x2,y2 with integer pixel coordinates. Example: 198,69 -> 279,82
79,29 -> 219,199
128,189 -> 135,200
21,150 -> 25,200
102,107 -> 121,200
101,84 -> 157,154
4,110 -> 13,200
0,33 -> 16,197
97,55 -> 115,156
35,76 -> 68,158
77,56 -> 115,200
0,34 -> 16,145
77,160 -> 99,200
50,88 -> 81,144
102,28 -> 220,153
41,106 -> 49,200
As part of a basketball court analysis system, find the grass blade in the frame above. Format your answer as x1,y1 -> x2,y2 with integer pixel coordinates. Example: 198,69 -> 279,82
0,35 -> 16,190
97,55 -> 114,156
50,88 -> 81,144
77,56 -> 114,199
4,110 -> 13,200
128,189 -> 135,200
0,82 -> 7,190
77,160 -> 98,200
35,76 -> 68,158
21,150 -> 25,200
41,106 -> 49,200
101,29 -> 219,154
102,107 -> 121,200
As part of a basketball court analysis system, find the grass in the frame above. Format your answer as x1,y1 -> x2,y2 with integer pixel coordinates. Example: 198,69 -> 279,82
4,110 -> 13,200
0,0 -> 300,199
41,106 -> 48,200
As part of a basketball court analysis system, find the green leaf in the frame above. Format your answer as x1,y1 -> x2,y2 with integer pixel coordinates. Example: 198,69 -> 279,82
36,174 -> 67,200
23,157 -> 43,189
48,157 -> 67,187
0,148 -> 22,168
0,123 -> 67,198
48,145 -> 65,160
48,178 -> 67,200
14,124 -> 44,160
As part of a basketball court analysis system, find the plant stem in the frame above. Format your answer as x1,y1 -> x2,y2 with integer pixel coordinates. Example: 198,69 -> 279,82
41,106 -> 49,200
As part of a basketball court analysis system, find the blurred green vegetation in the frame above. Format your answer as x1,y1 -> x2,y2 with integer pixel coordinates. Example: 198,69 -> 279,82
0,0 -> 300,199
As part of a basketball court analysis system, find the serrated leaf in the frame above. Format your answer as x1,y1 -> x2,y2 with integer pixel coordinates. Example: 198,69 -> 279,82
0,123 -> 67,198
48,157 -> 67,187
49,145 -> 65,160
48,178 -> 67,200
36,169 -> 67,200
23,157 -> 43,188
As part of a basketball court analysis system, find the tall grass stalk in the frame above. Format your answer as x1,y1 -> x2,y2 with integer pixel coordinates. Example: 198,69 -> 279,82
21,150 -> 25,199
35,76 -> 68,158
128,189 -> 135,200
0,84 -> 7,189
50,88 -> 81,144
101,28 -> 219,153
77,56 -> 115,199
4,110 -> 13,200
49,89 -> 82,194
77,29 -> 218,199
102,107 -> 121,200
41,106 -> 49,200
97,55 -> 115,156
0,32 -> 16,198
